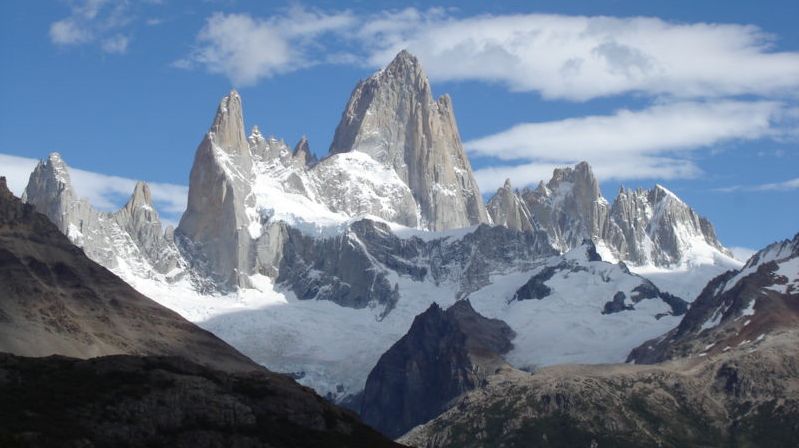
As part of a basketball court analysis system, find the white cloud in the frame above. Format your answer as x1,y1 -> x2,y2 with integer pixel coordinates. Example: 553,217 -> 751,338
180,7 -> 799,100
101,34 -> 130,54
467,101 -> 783,161
48,0 -> 142,54
0,153 -> 187,223
466,100 -> 786,190
177,7 -> 356,86
716,177 -> 799,193
357,11 -> 799,101
730,246 -> 757,262
50,19 -> 91,45
474,156 -> 701,193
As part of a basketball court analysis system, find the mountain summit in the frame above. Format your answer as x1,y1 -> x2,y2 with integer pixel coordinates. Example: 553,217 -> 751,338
330,50 -> 490,230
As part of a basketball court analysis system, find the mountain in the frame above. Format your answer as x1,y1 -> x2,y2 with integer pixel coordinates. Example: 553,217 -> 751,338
486,178 -> 537,232
505,161 -> 734,269
492,161 -> 740,299
629,232 -> 799,364
14,50 -> 742,404
0,353 -> 404,448
329,50 -> 490,231
177,90 -> 256,288
22,153 -> 183,282
401,329 -> 799,447
0,175 -> 403,447
0,176 -> 254,372
401,233 -> 799,447
360,300 -> 514,438
519,162 -> 608,252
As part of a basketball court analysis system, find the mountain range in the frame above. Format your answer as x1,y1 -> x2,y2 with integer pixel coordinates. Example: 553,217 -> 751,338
3,49 -> 796,446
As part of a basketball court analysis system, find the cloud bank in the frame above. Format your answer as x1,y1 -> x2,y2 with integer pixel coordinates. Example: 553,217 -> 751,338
179,7 -> 799,101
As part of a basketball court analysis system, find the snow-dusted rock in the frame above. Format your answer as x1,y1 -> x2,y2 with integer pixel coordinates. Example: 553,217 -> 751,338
494,161 -> 735,271
487,178 -> 537,232
329,50 -> 490,231
519,161 -> 609,253
22,153 -> 182,280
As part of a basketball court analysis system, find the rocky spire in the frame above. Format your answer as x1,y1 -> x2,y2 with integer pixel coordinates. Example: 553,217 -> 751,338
177,90 -> 257,288
209,89 -> 248,158
114,181 -> 181,275
21,153 -> 76,231
487,178 -> 536,232
521,161 -> 608,252
329,50 -> 490,231
292,136 -> 316,166
126,181 -> 153,210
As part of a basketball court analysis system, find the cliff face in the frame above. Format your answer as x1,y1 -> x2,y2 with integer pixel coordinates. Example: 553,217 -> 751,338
177,90 -> 256,288
487,178 -> 537,232
330,50 -> 490,231
360,300 -> 514,438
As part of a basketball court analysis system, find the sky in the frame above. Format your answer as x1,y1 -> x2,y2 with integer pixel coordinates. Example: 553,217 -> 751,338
0,0 -> 797,253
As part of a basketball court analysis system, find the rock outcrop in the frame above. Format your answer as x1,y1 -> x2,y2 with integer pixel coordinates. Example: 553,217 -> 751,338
360,300 -> 514,438
329,50 -> 490,231
274,220 -> 556,316
520,162 -> 608,252
0,353 -> 404,448
487,178 -> 536,232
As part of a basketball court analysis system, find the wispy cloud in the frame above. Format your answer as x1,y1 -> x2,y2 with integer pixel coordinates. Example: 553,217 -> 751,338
730,246 -> 757,262
48,0 -> 149,54
0,153 -> 187,226
715,177 -> 799,193
175,7 -> 356,86
180,7 -> 799,100
357,10 -> 799,101
467,100 -> 787,191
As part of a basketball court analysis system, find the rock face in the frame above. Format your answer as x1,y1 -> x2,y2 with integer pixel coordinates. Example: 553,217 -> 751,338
329,50 -> 490,231
0,353 -> 403,448
275,220 -> 556,316
177,90 -> 256,288
22,153 -> 182,280
401,328 -> 799,448
0,177 -> 256,373
487,178 -> 536,232
520,162 -> 608,252
629,232 -> 799,364
490,161 -> 734,267
604,184 -> 731,266
360,300 -> 514,438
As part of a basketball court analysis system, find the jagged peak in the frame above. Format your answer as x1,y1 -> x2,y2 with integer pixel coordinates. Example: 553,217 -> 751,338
370,49 -> 428,87
126,181 -> 153,210
502,178 -> 512,190
208,90 -> 248,155
294,135 -> 309,153
293,135 -> 316,165
650,184 -> 682,204
547,161 -> 600,197
28,152 -> 73,190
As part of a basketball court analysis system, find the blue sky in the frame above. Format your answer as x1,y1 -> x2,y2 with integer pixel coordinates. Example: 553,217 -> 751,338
1,0 -> 797,253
